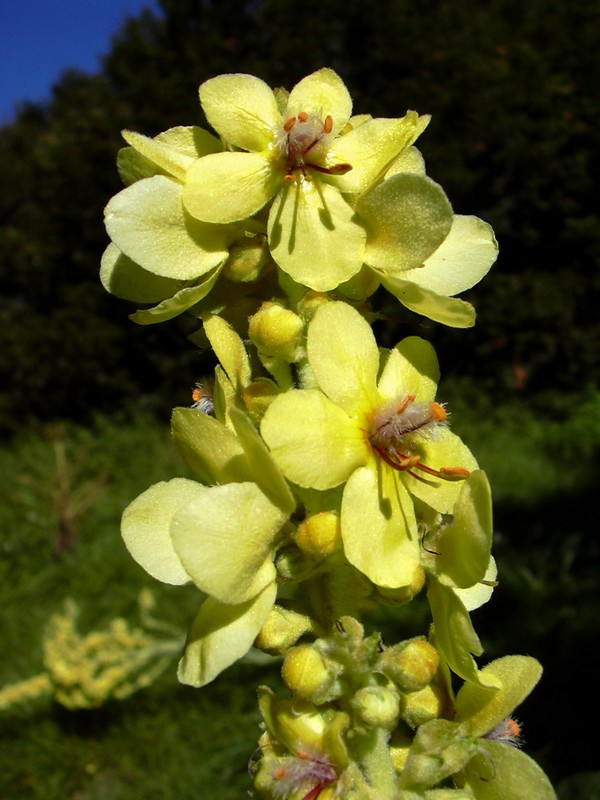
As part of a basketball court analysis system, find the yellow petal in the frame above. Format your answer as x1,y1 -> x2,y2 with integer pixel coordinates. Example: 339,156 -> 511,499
307,301 -> 380,414
341,464 -> 420,588
184,151 -> 281,224
199,73 -> 280,151
261,389 -> 367,490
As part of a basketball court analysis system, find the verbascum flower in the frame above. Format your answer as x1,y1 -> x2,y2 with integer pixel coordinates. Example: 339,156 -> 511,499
121,405 -> 295,687
261,302 -> 477,590
354,148 -> 499,327
183,68 -> 429,291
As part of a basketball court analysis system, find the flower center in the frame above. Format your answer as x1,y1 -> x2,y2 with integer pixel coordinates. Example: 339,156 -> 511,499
368,394 -> 469,482
279,111 -> 352,182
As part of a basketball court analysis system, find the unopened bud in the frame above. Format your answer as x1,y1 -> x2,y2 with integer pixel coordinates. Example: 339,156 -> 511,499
223,237 -> 270,282
254,605 -> 317,655
402,682 -> 447,729
275,547 -> 319,582
382,637 -> 440,692
351,684 -> 400,731
295,512 -> 342,559
249,302 -> 303,361
281,644 -> 340,703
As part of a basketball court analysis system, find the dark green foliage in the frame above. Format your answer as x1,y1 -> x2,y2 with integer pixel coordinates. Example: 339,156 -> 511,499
0,0 -> 598,431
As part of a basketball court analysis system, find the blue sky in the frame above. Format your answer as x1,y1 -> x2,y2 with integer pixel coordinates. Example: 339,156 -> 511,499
0,0 -> 159,124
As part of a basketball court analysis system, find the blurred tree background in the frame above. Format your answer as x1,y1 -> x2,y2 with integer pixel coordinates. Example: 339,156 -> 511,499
1,0 -> 598,431
1,0 -> 598,795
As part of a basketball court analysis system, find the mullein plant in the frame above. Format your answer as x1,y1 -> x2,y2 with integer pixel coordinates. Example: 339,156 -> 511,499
102,68 -> 556,799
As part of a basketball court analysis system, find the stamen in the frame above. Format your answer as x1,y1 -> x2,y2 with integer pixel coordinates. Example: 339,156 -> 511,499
298,111 -> 309,122
283,116 -> 297,131
323,115 -> 333,133
368,394 -> 468,483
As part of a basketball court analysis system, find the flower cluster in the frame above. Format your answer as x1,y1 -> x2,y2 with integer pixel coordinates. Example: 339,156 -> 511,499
103,69 -> 555,798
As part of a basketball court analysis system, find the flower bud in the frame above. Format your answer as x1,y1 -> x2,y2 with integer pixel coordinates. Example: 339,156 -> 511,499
248,302 -> 304,361
281,644 -> 341,703
254,605 -> 317,655
223,237 -> 270,282
351,684 -> 400,731
275,546 -> 319,582
242,378 -> 279,422
388,731 -> 412,773
402,682 -> 447,729
381,637 -> 440,692
295,512 -> 342,559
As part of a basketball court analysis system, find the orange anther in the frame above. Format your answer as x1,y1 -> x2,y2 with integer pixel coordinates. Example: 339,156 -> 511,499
396,394 -> 416,414
439,466 -> 470,480
323,115 -> 333,133
273,767 -> 286,779
283,116 -> 297,131
297,111 -> 309,122
505,718 -> 521,738
430,402 -> 447,422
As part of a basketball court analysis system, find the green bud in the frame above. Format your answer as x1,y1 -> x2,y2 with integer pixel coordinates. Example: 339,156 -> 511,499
222,236 -> 270,282
402,682 -> 447,729
281,644 -> 340,703
295,511 -> 342,559
382,637 -> 440,692
249,301 -> 304,361
389,731 -> 413,773
254,605 -> 317,655
242,378 -> 280,422
275,546 -> 320,582
351,684 -> 401,731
